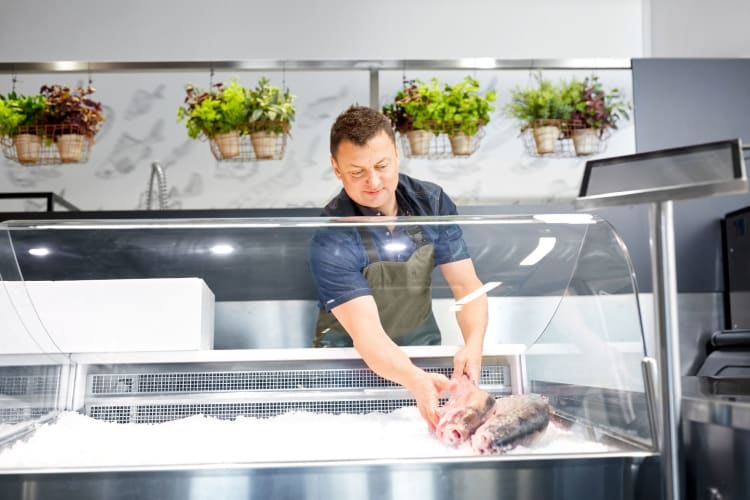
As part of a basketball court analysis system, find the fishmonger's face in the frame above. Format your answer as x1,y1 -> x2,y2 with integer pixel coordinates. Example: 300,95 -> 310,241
331,130 -> 400,216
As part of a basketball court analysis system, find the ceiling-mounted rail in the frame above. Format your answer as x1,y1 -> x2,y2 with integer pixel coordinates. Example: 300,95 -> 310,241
0,58 -> 632,111
0,58 -> 632,74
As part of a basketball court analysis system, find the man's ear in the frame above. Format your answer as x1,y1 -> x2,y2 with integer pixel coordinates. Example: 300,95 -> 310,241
331,156 -> 342,180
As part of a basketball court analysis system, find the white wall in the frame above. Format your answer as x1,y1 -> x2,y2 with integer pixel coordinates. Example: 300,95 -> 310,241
649,0 -> 750,56
1,0 -> 643,61
0,0 -> 646,210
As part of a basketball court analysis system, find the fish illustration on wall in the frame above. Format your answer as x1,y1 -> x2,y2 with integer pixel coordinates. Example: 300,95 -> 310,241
295,86 -> 349,129
124,85 -> 166,120
95,120 -> 166,179
4,162 -> 63,188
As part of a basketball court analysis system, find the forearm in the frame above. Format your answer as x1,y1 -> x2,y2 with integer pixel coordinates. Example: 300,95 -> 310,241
331,296 -> 423,388
455,293 -> 488,350
445,266 -> 487,349
354,330 -> 424,388
440,259 -> 488,381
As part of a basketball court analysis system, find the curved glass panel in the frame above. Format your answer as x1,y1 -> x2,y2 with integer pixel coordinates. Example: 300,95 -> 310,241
1,215 -> 601,352
0,214 -> 652,471
526,218 -> 650,444
0,225 -> 68,446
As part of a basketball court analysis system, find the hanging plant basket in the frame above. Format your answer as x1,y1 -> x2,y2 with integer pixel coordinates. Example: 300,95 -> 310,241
212,130 -> 241,159
0,124 -> 93,166
520,119 -> 610,158
398,123 -> 486,159
207,121 -> 290,162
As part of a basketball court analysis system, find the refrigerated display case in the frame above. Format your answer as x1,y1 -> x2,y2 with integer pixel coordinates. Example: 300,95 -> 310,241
0,214 -> 656,500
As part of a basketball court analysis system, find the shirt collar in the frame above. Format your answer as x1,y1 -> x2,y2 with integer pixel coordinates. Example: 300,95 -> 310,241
323,174 -> 414,217
352,190 -> 412,217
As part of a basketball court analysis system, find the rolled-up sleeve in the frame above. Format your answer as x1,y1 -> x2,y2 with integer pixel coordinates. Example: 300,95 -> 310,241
309,228 -> 371,311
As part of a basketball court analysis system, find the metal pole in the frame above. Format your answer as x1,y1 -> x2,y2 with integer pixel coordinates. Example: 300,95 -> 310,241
649,200 -> 683,500
369,69 -> 379,110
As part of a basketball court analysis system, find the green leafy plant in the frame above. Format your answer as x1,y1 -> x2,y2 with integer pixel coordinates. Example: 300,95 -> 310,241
504,74 -> 575,125
246,77 -> 296,134
177,79 -> 248,139
439,76 -> 496,136
40,85 -> 105,138
382,80 -> 419,134
408,78 -> 445,133
0,92 -> 46,137
382,79 -> 434,133
382,78 -> 445,134
568,76 -> 631,131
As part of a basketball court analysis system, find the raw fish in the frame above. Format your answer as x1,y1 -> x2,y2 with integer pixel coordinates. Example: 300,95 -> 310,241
470,394 -> 550,454
435,377 -> 496,446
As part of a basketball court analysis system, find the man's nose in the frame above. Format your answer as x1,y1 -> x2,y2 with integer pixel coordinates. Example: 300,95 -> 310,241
366,169 -> 379,186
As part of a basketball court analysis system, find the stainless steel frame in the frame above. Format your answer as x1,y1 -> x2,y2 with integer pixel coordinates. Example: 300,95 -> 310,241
0,454 -> 651,500
0,59 -> 632,73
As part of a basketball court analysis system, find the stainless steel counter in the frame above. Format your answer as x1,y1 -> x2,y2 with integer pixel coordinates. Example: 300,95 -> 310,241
682,376 -> 750,500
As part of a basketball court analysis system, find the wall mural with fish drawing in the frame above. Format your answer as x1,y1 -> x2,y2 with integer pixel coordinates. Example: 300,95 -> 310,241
0,70 -> 634,211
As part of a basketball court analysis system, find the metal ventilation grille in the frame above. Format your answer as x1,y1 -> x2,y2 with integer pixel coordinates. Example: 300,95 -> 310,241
85,364 -> 510,424
0,408 -> 55,425
88,399 -> 417,424
0,374 -> 59,396
90,366 -> 507,396
0,368 -> 61,424
86,405 -> 132,425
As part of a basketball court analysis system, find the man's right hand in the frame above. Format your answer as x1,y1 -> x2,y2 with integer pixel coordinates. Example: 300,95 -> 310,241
331,297 -> 456,432
404,370 -> 454,432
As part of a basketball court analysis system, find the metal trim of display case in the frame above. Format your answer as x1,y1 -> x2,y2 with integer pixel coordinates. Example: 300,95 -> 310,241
0,454 -> 656,500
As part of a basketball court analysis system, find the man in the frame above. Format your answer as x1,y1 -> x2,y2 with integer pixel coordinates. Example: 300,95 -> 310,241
309,106 -> 488,431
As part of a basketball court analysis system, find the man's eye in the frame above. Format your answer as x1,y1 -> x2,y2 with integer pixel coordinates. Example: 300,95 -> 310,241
351,171 -> 364,178
376,164 -> 388,170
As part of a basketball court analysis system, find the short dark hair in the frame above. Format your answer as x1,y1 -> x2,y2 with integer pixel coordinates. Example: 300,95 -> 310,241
330,105 -> 396,158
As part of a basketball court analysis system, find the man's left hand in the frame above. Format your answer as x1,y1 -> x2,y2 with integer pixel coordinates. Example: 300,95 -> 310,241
452,343 -> 483,383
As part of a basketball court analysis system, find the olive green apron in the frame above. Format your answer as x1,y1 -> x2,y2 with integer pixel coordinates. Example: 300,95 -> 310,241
314,227 -> 441,347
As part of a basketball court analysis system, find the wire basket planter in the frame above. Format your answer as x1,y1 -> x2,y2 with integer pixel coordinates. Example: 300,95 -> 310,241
0,124 -> 93,166
398,124 -> 486,159
521,119 -> 611,158
207,121 -> 290,162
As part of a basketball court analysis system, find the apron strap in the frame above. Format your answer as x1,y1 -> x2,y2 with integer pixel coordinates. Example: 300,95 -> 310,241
357,225 -> 431,265
357,227 -> 380,265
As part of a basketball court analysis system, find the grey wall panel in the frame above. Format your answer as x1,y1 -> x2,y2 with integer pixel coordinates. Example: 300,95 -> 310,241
632,58 -> 750,293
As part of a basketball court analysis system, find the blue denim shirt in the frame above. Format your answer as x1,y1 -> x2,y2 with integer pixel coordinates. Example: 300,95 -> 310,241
310,174 -> 469,311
